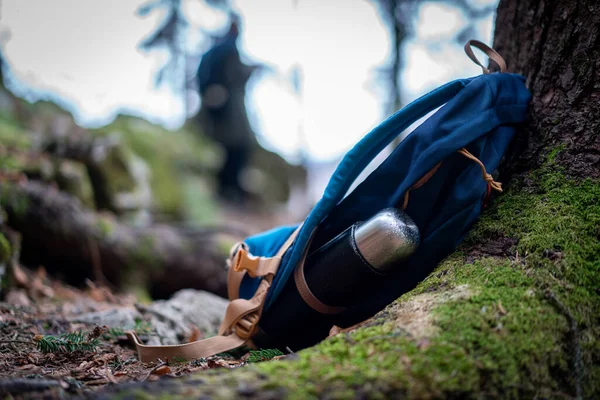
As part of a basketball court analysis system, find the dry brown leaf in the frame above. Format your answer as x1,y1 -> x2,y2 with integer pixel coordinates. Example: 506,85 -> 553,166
187,326 -> 203,343
328,320 -> 367,338
151,365 -> 171,376
328,325 -> 343,337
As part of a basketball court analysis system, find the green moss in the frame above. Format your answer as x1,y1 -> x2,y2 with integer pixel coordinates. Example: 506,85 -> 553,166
181,176 -> 219,225
0,184 -> 29,219
95,216 -> 115,238
0,232 -> 11,264
91,116 -> 220,218
101,146 -> 137,198
0,117 -> 31,150
544,143 -> 566,163
127,234 -> 161,273
0,114 -> 32,174
55,160 -> 95,208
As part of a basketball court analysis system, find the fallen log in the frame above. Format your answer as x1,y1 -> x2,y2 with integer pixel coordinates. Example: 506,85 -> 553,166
0,180 -> 230,299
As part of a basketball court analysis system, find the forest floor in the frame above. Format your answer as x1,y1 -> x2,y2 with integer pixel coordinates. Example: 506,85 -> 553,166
0,264 -> 279,399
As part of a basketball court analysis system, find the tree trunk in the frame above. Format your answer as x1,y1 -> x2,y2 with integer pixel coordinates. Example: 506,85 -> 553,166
494,0 -> 600,179
85,1 -> 600,398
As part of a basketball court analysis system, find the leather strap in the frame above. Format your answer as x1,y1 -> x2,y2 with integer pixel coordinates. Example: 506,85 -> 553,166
127,226 -> 301,363
126,330 -> 246,363
402,161 -> 443,210
457,148 -> 503,192
227,262 -> 245,300
293,232 -> 346,315
464,39 -> 507,74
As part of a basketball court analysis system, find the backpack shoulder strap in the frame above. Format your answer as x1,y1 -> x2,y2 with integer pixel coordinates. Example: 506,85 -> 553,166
126,227 -> 301,362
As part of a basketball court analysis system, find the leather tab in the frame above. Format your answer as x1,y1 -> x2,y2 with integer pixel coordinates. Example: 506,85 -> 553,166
464,39 -> 507,74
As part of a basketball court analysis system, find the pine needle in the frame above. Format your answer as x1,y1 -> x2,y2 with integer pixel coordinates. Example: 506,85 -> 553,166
33,331 -> 101,354
246,348 -> 284,363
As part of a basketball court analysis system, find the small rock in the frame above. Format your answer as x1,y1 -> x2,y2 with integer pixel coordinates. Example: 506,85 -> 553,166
139,289 -> 227,345
5,289 -> 32,307
70,307 -> 143,329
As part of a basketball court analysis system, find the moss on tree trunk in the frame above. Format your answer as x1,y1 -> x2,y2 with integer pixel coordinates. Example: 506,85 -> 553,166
91,0 -> 600,398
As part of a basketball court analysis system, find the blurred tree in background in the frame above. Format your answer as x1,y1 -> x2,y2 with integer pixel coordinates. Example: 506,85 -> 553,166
373,0 -> 497,115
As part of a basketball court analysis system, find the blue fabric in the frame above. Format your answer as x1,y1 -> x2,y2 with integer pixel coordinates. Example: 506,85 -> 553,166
238,225 -> 299,299
237,72 -> 531,317
245,225 -> 299,258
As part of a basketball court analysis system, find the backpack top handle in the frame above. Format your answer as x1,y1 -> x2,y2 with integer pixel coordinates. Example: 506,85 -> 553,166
464,39 -> 507,74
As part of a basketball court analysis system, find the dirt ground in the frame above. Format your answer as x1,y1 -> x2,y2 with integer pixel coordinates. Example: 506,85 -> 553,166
0,264 -> 265,399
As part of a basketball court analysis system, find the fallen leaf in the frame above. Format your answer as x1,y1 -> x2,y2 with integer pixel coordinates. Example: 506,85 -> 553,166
187,326 -> 203,343
151,365 -> 171,376
327,320 -> 367,337
328,325 -> 343,337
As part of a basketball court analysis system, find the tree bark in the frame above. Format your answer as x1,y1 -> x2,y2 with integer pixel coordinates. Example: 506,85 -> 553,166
76,1 -> 600,398
0,181 -> 229,299
493,0 -> 600,179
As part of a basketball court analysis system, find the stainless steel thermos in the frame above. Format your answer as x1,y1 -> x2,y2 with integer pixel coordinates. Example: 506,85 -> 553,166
253,208 -> 420,351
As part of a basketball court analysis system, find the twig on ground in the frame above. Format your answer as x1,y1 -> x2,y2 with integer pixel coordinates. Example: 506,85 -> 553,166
143,359 -> 167,381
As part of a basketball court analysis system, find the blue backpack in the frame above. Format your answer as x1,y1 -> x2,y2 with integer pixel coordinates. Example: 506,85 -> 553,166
128,40 -> 532,361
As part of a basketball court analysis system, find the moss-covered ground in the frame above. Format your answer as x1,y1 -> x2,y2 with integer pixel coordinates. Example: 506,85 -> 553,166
91,116 -> 221,221
101,155 -> 599,400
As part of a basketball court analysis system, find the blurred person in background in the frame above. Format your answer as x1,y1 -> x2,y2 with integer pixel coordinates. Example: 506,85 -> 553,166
195,14 -> 259,204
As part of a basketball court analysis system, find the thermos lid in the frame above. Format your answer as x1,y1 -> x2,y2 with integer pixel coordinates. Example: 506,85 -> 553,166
353,208 -> 420,273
